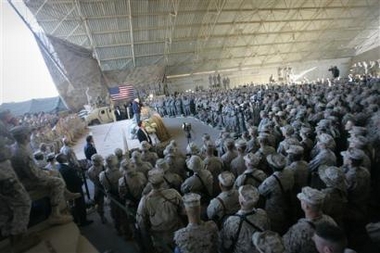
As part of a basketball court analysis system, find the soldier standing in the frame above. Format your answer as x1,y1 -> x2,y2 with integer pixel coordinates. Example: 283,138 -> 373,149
219,185 -> 270,253
283,187 -> 337,253
140,141 -> 158,167
137,169 -> 184,251
87,154 -> 107,223
174,193 -> 219,253
99,154 -> 127,236
203,143 -> 224,196
207,171 -> 240,227
258,153 -> 294,234
181,155 -> 213,209
318,166 -> 347,227
0,127 -> 41,253
221,139 -> 238,172
234,153 -> 267,189
230,140 -> 248,177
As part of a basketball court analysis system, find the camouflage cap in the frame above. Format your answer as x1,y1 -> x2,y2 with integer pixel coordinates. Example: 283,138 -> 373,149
260,124 -> 272,132
297,186 -> 325,205
235,139 -> 247,149
318,166 -> 346,191
218,171 -> 235,187
286,145 -> 304,155
317,133 -> 334,148
348,136 -> 368,148
266,153 -> 286,170
252,231 -> 285,253
155,158 -> 169,172
244,153 -> 261,166
140,141 -> 151,151
183,193 -> 201,208
186,142 -> 200,155
148,169 -> 164,185
131,150 -> 141,159
348,126 -> 367,136
114,148 -> 123,157
340,148 -> 366,161
91,154 -> 104,163
186,155 -> 204,172
121,160 -> 137,172
300,127 -> 312,134
280,125 -> 294,136
238,185 -> 259,204
163,145 -> 175,155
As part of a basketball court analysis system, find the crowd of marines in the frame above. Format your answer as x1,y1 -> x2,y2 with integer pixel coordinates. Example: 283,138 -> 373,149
1,76 -> 380,253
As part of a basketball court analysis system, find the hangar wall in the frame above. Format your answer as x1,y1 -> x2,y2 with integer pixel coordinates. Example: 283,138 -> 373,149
167,57 -> 350,93
41,36 -> 108,112
41,36 -> 165,111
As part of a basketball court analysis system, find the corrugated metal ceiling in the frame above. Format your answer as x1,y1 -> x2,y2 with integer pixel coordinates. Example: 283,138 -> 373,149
20,0 -> 380,74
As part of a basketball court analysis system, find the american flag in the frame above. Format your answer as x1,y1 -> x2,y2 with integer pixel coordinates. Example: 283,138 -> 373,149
108,85 -> 136,101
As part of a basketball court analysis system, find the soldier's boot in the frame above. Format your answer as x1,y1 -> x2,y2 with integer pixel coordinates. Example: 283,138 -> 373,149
10,232 -> 41,253
48,206 -> 73,225
64,189 -> 81,200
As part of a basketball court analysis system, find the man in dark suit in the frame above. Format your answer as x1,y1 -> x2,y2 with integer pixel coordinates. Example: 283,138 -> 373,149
84,135 -> 97,162
56,153 -> 93,227
136,120 -> 152,144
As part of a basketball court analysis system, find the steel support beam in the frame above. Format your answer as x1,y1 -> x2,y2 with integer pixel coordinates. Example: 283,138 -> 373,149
126,0 -> 136,67
74,0 -> 102,67
164,0 -> 179,64
50,6 -> 76,35
99,47 -> 354,62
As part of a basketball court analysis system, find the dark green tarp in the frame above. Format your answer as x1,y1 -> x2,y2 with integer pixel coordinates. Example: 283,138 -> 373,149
0,97 -> 67,116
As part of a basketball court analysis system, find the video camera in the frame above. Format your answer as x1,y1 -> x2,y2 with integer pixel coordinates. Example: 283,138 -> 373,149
182,122 -> 192,132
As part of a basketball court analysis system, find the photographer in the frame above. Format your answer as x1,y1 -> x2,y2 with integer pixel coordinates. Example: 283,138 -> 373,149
328,66 -> 340,79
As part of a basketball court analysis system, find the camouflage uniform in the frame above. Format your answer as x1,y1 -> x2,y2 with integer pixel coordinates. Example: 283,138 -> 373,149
234,168 -> 267,189
141,150 -> 158,167
219,209 -> 270,253
181,169 -> 213,202
221,150 -> 238,172
204,156 -> 224,196
230,154 -> 247,177
136,188 -> 183,247
11,142 -> 66,208
207,189 -> 240,224
283,215 -> 336,253
87,163 -> 106,219
119,171 -> 147,208
0,150 -> 31,236
174,221 -> 219,253
99,158 -> 125,235
258,169 -> 294,234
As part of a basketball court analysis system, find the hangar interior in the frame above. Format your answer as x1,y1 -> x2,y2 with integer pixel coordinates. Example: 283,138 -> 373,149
8,0 -> 380,111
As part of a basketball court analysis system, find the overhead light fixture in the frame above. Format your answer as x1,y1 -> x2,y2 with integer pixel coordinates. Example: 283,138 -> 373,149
167,73 -> 191,79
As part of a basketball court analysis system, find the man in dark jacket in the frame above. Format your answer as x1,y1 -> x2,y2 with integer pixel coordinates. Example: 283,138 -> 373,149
137,121 -> 152,144
84,135 -> 97,161
56,153 -> 93,227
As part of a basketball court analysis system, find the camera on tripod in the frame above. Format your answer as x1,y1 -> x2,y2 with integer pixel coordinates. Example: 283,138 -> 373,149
182,122 -> 192,132
182,122 -> 192,143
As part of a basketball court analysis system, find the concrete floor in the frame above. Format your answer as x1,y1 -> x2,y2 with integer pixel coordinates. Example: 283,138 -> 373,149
73,116 -> 221,253
73,116 -> 221,159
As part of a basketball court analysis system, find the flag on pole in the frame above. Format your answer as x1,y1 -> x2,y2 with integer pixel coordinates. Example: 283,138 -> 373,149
108,85 -> 136,101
